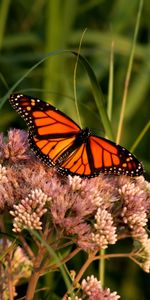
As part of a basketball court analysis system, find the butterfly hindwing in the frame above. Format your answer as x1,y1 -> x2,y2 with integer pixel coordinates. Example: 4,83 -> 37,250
88,136 -> 143,176
58,143 -> 91,176
28,131 -> 78,167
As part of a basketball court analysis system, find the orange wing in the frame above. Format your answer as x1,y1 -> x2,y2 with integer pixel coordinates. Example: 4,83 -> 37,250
9,94 -> 143,177
9,94 -> 80,138
57,143 -> 91,176
87,135 -> 143,176
28,132 -> 78,167
50,135 -> 143,177
9,94 -> 82,168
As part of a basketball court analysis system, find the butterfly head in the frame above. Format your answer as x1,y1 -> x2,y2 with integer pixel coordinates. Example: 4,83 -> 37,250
78,128 -> 91,143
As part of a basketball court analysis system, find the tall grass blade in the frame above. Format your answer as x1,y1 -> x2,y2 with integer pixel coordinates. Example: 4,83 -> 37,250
72,51 -> 114,139
124,64 -> 150,120
116,0 -> 144,144
73,29 -> 87,128
0,0 -> 10,50
130,120 -> 150,152
107,41 -> 114,121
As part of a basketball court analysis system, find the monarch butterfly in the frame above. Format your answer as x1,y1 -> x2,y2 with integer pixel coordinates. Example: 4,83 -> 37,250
9,94 -> 143,178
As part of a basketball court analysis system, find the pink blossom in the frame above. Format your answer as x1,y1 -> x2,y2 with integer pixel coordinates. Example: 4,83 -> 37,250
10,189 -> 51,232
118,176 -> 149,243
92,207 -> 117,249
3,129 -> 30,162
0,129 -> 149,255
81,275 -> 120,300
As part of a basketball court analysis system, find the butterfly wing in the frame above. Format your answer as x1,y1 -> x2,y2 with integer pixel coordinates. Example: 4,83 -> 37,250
48,134 -> 143,177
87,135 -> 143,176
9,94 -> 143,177
28,131 -> 80,167
9,94 -> 80,137
9,94 -> 81,167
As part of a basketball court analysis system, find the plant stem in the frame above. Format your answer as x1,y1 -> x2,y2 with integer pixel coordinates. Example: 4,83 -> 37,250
99,249 -> 105,287
49,247 -> 81,271
25,270 -> 40,300
7,259 -> 14,300
62,251 -> 97,300
25,241 -> 47,299
19,235 -> 35,259
93,251 -> 138,261
74,252 -> 97,285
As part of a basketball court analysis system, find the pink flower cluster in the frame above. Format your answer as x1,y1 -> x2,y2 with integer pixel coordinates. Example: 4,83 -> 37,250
10,188 -> 51,232
0,129 -> 150,267
119,176 -> 149,244
82,275 -> 120,300
92,207 -> 117,249
67,275 -> 120,300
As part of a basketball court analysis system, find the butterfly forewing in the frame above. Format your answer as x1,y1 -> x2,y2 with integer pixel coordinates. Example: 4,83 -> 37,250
9,94 -> 80,138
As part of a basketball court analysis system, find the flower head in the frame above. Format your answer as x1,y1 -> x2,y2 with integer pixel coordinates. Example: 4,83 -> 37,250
92,207 -> 117,249
118,176 -> 149,243
67,276 -> 120,300
81,275 -> 120,300
10,189 -> 51,232
0,129 -> 149,257
3,129 -> 31,162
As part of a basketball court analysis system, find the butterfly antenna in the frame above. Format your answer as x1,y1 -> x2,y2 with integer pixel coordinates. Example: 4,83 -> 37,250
73,28 -> 87,129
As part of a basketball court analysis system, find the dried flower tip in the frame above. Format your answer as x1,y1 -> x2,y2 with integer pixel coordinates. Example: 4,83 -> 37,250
0,164 -> 8,183
91,194 -> 103,208
92,207 -> 117,249
10,189 -> 51,232
68,175 -> 82,191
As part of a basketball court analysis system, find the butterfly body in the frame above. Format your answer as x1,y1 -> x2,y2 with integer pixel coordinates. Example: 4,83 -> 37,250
55,127 -> 90,163
9,94 -> 143,178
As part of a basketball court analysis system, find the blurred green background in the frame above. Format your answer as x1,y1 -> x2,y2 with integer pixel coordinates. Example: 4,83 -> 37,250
0,0 -> 149,299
